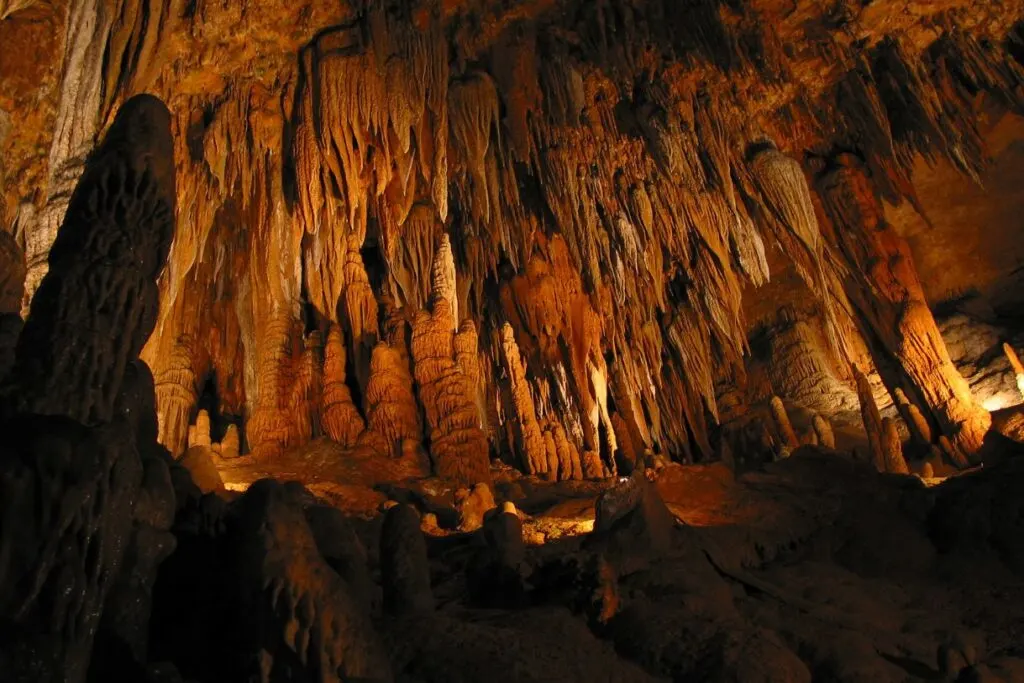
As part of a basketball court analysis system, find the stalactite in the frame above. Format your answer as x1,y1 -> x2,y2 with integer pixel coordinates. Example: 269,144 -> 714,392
747,145 -> 852,360
22,0 -> 116,309
498,323 -> 547,476
816,154 -> 991,459
292,8 -> 449,274
454,319 -> 486,430
7,0 -> 1023,481
448,71 -> 501,225
22,0 -> 170,310
389,203 -> 443,312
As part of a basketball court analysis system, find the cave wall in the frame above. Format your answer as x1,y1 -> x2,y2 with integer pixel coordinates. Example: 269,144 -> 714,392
887,110 -> 1024,311
2,0 -> 1024,477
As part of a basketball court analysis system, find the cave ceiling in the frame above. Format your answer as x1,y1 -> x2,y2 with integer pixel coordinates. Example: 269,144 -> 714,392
1,0 -> 1023,476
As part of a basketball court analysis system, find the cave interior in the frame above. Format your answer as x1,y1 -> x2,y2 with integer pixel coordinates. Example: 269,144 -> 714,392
1,0 -> 1024,681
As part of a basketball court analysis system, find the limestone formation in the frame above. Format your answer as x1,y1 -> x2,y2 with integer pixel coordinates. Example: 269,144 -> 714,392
467,502 -> 527,607
769,396 -> 800,450
499,323 -> 548,476
854,366 -> 887,473
0,230 -> 24,376
1004,343 -> 1024,400
304,504 -> 375,613
816,155 -> 991,459
380,503 -> 433,616
812,413 -> 836,450
881,417 -> 911,475
220,424 -> 240,459
0,94 -> 176,683
591,471 -> 675,573
0,417 -> 145,682
231,481 -> 393,681
187,409 -> 212,448
3,94 -> 175,424
411,247 -> 491,486
364,341 -> 422,455
4,4 -> 1024,680
339,236 -> 379,397
179,445 -> 226,495
321,325 -> 365,447
543,419 -> 584,481
895,387 -> 933,446
455,481 -> 497,532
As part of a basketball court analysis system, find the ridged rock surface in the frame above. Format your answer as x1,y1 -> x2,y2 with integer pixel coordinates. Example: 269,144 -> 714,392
3,0 -> 1024,471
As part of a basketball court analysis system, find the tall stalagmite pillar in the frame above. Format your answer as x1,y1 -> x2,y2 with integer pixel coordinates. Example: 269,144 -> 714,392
815,154 -> 991,458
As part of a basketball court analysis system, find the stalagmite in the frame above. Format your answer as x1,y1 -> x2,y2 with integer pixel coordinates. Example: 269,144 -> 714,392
1003,343 -> 1024,401
150,339 -> 198,456
881,417 -> 910,475
894,387 -> 933,446
816,155 -> 991,460
543,420 -> 584,481
411,298 -> 491,486
403,238 -> 492,485
364,341 -> 421,454
321,325 -> 365,447
3,95 -> 175,424
769,396 -> 800,450
380,504 -> 433,616
812,413 -> 836,450
187,409 -> 212,449
220,423 -> 240,459
0,94 -> 176,683
854,366 -> 887,473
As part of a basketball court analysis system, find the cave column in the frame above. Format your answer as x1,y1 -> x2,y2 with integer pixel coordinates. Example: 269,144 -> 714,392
815,154 -> 990,458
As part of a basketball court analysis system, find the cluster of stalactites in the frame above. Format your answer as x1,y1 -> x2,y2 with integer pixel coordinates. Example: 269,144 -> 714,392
130,1 -> 1024,471
292,5 -> 449,319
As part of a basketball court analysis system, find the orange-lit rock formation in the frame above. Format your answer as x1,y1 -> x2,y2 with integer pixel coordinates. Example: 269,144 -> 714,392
3,0 -> 1024,476
321,325 -> 365,447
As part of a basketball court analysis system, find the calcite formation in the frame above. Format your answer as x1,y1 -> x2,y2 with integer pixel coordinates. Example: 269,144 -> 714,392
0,231 -> 24,375
2,94 -> 175,424
815,154 -> 992,459
380,503 -> 434,616
0,94 -> 176,683
3,0 -> 1024,477
230,481 -> 393,681
321,325 -> 365,447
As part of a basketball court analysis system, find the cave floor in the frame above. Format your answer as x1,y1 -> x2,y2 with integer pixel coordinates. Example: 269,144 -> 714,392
205,441 -> 1024,682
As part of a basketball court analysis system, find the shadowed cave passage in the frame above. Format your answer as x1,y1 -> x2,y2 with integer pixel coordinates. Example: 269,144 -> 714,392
2,1 -> 1024,682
